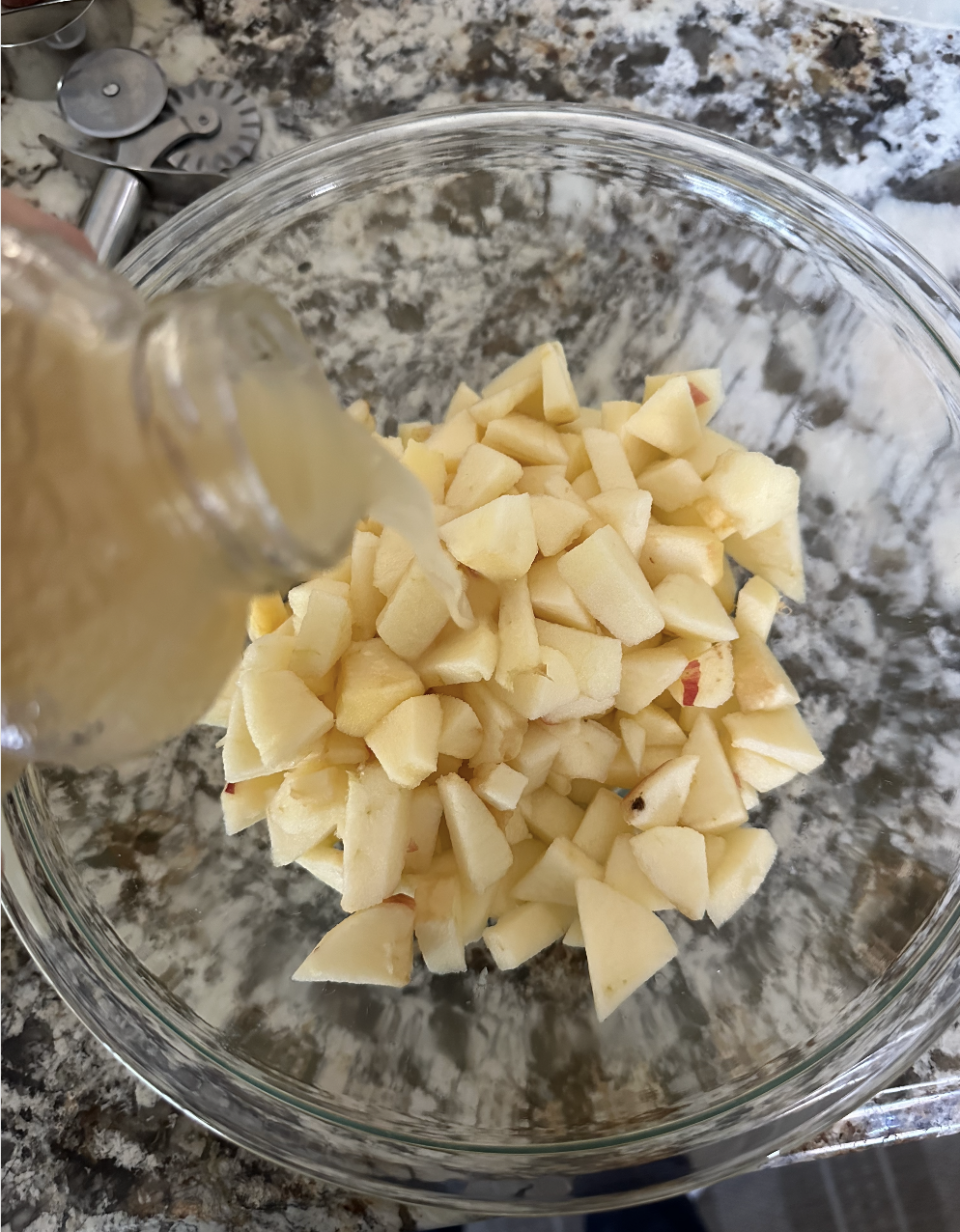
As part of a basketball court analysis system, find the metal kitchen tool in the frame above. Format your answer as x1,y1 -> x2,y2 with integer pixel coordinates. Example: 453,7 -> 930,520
42,47 -> 260,265
1,0 -> 132,100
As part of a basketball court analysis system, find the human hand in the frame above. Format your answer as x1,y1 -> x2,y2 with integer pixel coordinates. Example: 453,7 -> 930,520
1,189 -> 95,259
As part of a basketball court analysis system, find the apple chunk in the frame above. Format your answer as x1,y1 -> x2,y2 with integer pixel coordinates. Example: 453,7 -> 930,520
641,524 -> 725,588
445,443 -> 523,513
415,876 -> 466,974
440,494 -> 539,582
293,901 -> 414,986
587,489 -> 653,556
728,747 -> 798,792
645,369 -> 724,425
604,835 -> 673,911
722,707 -> 824,773
616,644 -> 689,713
703,450 -> 800,541
653,573 -> 738,642
735,576 -> 781,642
573,788 -> 629,864
221,772 -> 284,835
483,901 -> 572,970
437,773 -> 514,891
241,669 -> 334,770
366,694 -> 442,788
667,642 -> 734,709
732,631 -> 800,711
726,511 -> 805,602
624,376 -> 702,456
335,639 -> 424,738
680,712 -> 748,833
376,562 -> 450,661
341,764 -> 411,912
707,827 -> 777,926
529,495 -> 590,557
576,879 -> 678,1021
631,826 -> 708,920
437,695 -> 483,760
513,836 -> 603,907
417,619 -> 498,687
558,526 -> 665,646
623,754 -> 699,830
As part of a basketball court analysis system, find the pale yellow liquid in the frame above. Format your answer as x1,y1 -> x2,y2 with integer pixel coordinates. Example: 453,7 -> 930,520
1,229 -> 467,786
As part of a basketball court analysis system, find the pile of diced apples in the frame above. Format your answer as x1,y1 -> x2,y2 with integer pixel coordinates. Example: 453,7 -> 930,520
209,341 -> 823,1023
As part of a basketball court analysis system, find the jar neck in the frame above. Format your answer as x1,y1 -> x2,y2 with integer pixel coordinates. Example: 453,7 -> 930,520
134,285 -> 372,594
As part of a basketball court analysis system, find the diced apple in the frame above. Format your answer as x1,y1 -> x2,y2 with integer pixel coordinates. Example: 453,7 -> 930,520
429,410 -> 480,470
681,428 -> 744,478
559,431 -> 592,481
297,841 -> 344,891
707,827 -> 777,927
631,826 -> 708,920
507,648 -> 581,721
268,765 -> 349,842
644,369 -> 724,425
335,639 -> 424,737
296,588 -> 353,677
564,917 -> 585,947
221,772 -> 284,835
667,642 -> 734,709
321,730 -> 369,766
446,381 -> 481,418
725,511 -> 805,602
509,724 -> 561,793
399,420 -> 433,444
483,901 -> 572,970
414,876 -> 466,974
293,900 -> 414,986
639,745 -> 681,776
436,773 -> 514,891
373,528 -> 416,598
735,576 -> 781,642
340,763 -> 411,912
528,494 -> 590,557
242,624 -> 295,674
618,717 -> 647,774
573,788 -> 629,864
638,458 -> 704,512
640,524 -> 725,588
714,555 -> 738,614
437,695 -> 483,760
462,681 -> 528,765
626,704 -> 687,747
692,495 -> 737,541
375,562 -> 450,662
201,659 -> 242,727
402,439 -> 447,503
587,489 -> 653,556
540,344 -> 580,425
247,593 -> 288,640
615,644 -> 689,714
458,876 -> 497,943
680,713 -> 748,833
288,577 -> 350,628
515,464 -> 568,495
623,754 -> 699,830
732,631 -> 800,711
722,706 -> 824,773
534,619 -> 623,701
576,879 -> 678,1021
349,529 -> 385,639
703,451 -> 800,541
222,688 -> 266,783
488,837 -> 547,916
495,576 -> 540,688
581,428 -> 637,492
604,835 -> 674,911
241,670 -> 334,770
404,783 -> 444,873
482,342 -> 553,398
445,443 -> 524,513
513,836 -> 603,907
483,416 -> 568,467
366,694 -> 441,788
558,527 -> 665,646
417,618 -> 498,687
502,807 -> 532,845
519,785 -> 584,843
552,719 -> 621,782
653,573 -> 738,642
625,376 -> 702,456
440,493 -> 539,582
729,746 -> 798,792
572,469 -> 601,501
469,375 -> 541,427
473,763 -> 529,812
544,693 -> 617,724
527,559 -> 596,631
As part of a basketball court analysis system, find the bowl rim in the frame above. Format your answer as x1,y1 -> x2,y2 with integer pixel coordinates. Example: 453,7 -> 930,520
7,103 -> 960,1210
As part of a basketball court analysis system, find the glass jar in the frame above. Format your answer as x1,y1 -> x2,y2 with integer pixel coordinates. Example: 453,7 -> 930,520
0,225 -> 399,783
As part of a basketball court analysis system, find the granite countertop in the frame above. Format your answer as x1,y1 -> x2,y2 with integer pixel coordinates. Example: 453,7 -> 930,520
2,0 -> 959,1228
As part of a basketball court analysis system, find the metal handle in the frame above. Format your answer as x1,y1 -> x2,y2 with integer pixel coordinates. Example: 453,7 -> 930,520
81,164 -> 144,266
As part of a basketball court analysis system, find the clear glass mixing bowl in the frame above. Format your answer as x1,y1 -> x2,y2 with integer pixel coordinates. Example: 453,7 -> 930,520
4,106 -> 960,1215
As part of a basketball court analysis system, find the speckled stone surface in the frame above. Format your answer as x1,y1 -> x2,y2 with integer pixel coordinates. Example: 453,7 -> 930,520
2,0 -> 959,1229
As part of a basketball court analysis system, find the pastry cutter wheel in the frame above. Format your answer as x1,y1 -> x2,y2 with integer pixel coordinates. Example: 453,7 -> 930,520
41,47 -> 260,265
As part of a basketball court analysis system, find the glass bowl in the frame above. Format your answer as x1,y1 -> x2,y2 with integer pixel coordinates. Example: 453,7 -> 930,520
4,106 -> 960,1215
